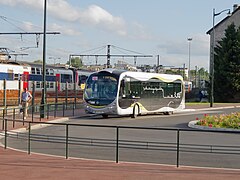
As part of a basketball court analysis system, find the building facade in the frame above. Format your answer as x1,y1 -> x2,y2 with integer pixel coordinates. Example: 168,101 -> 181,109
207,4 -> 240,72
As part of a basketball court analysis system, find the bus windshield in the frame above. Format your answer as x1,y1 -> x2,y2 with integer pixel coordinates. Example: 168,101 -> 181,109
84,73 -> 118,105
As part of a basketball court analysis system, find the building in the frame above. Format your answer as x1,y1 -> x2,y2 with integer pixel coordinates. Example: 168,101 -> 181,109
114,60 -> 138,71
206,4 -> 240,72
206,4 -> 240,104
0,48 -> 9,61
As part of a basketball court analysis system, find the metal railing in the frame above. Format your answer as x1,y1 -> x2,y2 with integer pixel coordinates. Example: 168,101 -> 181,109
1,118 -> 240,168
0,102 -> 84,129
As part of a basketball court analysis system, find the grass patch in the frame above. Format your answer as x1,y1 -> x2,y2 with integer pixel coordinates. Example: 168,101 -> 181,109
186,102 -> 240,108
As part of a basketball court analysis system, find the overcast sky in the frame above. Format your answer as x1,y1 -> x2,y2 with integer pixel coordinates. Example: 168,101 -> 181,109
0,0 -> 239,70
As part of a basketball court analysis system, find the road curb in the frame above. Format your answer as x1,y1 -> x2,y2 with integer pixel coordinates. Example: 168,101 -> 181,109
6,117 -> 70,133
189,105 -> 240,112
188,120 -> 240,132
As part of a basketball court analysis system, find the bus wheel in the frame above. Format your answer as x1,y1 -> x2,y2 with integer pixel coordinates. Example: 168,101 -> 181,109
163,112 -> 172,115
131,104 -> 139,118
102,114 -> 108,118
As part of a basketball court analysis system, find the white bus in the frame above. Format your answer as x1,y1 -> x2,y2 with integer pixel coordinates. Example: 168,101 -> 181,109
83,69 -> 185,118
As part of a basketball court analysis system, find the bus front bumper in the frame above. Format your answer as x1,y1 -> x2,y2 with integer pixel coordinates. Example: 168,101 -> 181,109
85,105 -> 117,115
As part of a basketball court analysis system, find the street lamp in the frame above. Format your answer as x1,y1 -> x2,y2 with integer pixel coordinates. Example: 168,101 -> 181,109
187,37 -> 192,81
40,0 -> 47,118
210,8 -> 231,107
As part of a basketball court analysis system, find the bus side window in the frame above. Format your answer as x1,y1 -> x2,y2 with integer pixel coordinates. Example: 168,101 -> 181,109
120,80 -> 126,98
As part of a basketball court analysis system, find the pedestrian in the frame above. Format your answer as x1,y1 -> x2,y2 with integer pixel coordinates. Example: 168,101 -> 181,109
199,90 -> 203,102
21,88 -> 32,119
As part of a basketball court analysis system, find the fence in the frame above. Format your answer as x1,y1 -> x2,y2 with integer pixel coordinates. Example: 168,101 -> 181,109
0,79 -> 84,106
0,102 -> 83,129
1,116 -> 240,168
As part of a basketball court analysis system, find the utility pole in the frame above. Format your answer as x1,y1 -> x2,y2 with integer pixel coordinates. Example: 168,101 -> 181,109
195,65 -> 198,88
157,55 -> 160,67
107,44 -> 111,68
210,8 -> 230,107
70,45 -> 153,67
40,0 -> 47,118
187,37 -> 192,81
156,55 -> 160,73
183,63 -> 186,80
134,56 -> 137,66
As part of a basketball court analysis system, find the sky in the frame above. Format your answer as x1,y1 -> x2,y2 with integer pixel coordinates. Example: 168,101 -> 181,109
0,0 -> 239,71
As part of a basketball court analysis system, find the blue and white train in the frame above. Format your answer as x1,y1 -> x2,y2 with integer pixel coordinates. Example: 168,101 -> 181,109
0,60 -> 93,94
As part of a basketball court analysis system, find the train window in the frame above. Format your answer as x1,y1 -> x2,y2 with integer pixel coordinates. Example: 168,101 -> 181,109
36,81 -> 41,88
7,69 -> 14,80
14,74 -> 19,80
46,69 -> 54,75
36,68 -> 41,75
31,68 -> 36,74
78,75 -> 88,85
50,82 -> 54,88
46,82 -> 54,88
49,69 -> 54,75
8,73 -> 13,80
61,74 -> 72,83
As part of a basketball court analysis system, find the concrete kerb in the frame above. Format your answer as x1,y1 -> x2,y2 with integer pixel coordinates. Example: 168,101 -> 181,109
188,120 -> 240,132
173,105 -> 240,114
2,117 -> 70,135
191,105 -> 240,112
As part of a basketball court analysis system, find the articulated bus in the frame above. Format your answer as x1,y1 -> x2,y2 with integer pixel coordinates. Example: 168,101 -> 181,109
83,69 -> 185,118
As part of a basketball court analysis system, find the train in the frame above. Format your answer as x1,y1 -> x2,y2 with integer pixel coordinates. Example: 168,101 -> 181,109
0,60 -> 94,102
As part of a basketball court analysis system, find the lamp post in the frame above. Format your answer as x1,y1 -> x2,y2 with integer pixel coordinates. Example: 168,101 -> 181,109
182,63 -> 186,80
40,0 -> 47,118
187,37 -> 192,81
210,8 -> 231,107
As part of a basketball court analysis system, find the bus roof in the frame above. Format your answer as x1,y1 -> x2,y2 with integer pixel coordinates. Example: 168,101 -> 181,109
97,68 -> 183,83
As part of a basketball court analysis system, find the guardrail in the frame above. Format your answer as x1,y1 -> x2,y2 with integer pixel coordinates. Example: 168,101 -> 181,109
1,118 -> 240,168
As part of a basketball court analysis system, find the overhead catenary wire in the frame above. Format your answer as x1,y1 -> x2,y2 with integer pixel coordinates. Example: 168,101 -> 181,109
69,44 -> 153,66
111,45 -> 146,55
0,15 -> 60,51
0,15 -> 27,33
76,45 -> 107,55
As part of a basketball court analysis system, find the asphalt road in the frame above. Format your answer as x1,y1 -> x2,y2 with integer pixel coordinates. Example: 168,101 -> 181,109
3,107 -> 240,169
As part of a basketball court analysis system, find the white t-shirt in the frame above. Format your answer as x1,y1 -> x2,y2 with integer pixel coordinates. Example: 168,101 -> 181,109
22,91 -> 32,102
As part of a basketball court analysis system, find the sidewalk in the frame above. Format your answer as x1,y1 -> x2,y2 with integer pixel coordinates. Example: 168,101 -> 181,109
1,104 -> 240,180
1,147 -> 240,180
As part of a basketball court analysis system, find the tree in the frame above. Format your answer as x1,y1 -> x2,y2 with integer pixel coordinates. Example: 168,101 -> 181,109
214,23 -> 240,102
165,69 -> 178,75
198,67 -> 208,81
66,57 -> 83,68
33,59 -> 43,64
233,25 -> 240,91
